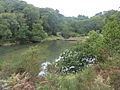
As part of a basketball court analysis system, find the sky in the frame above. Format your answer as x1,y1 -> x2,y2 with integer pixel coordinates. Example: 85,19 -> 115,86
23,0 -> 120,17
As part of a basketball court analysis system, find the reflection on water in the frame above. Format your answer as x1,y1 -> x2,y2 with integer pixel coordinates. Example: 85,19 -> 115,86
36,40 -> 76,62
0,40 -> 76,62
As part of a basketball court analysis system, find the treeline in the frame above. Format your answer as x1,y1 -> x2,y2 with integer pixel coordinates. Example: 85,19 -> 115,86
0,0 -> 118,43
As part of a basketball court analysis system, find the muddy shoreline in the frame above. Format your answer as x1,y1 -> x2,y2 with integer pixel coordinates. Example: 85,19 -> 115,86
0,37 -> 87,46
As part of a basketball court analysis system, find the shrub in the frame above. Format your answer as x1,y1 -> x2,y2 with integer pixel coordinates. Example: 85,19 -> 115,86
57,31 -> 105,74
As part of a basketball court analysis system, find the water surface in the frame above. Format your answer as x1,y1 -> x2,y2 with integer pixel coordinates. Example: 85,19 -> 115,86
0,40 -> 76,62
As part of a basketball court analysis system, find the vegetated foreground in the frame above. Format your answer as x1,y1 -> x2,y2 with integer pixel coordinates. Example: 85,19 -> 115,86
0,0 -> 120,90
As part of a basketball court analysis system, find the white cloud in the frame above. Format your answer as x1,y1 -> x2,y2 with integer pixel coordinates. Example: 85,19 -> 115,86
23,0 -> 120,17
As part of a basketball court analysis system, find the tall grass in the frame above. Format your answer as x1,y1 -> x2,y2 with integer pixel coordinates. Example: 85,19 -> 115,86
36,54 -> 120,90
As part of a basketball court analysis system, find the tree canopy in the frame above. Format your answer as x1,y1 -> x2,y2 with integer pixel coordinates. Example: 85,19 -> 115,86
0,0 -> 118,43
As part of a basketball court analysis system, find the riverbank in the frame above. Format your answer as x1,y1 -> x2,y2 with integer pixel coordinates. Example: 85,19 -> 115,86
62,37 -> 88,41
0,36 -> 87,46
0,41 -> 32,47
43,36 -> 87,41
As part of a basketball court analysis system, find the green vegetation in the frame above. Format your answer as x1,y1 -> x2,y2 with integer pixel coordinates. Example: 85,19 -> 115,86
0,0 -> 120,90
36,54 -> 120,90
0,0 -> 117,43
0,40 -> 75,78
57,30 -> 104,74
36,13 -> 120,89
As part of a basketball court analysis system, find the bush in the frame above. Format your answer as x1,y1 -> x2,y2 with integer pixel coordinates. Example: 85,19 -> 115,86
57,31 -> 105,74
61,31 -> 80,38
103,21 -> 120,56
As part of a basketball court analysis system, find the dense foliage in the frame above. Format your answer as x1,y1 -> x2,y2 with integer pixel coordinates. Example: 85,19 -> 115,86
0,0 -> 120,90
57,12 -> 120,74
57,31 -> 104,74
0,0 -> 118,43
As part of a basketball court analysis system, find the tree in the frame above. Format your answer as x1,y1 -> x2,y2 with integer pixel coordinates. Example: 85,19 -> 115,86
0,24 -> 12,42
23,6 -> 40,31
40,8 -> 61,35
0,13 -> 12,42
31,23 -> 47,42
103,21 -> 120,56
78,15 -> 88,20
15,13 -> 29,42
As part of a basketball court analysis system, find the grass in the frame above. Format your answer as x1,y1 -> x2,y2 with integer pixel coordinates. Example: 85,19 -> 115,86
0,49 -> 119,90
36,54 -> 120,90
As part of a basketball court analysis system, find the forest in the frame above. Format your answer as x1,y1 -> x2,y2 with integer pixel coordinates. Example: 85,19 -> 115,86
0,0 -> 117,43
0,0 -> 120,90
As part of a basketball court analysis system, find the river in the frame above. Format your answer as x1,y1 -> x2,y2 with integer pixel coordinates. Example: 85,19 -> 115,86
0,40 -> 76,64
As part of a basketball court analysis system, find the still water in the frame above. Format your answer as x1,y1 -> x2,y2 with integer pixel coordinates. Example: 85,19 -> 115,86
0,40 -> 76,62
